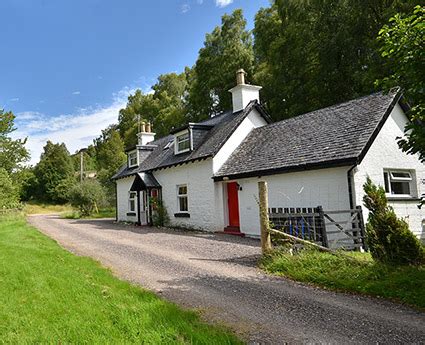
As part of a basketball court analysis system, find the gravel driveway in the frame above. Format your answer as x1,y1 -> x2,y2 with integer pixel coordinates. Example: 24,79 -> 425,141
28,215 -> 425,344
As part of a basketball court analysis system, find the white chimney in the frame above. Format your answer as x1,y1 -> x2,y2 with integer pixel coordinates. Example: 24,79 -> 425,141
137,122 -> 156,146
228,69 -> 262,113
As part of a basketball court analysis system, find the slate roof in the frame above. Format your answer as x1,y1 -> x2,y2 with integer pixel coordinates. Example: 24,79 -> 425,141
214,90 -> 402,180
112,100 -> 270,180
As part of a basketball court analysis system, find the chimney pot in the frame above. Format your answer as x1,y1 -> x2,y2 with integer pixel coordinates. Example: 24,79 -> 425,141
236,68 -> 246,85
146,122 -> 151,133
140,122 -> 146,133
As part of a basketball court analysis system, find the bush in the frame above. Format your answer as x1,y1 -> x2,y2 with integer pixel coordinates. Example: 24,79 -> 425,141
68,180 -> 106,216
150,197 -> 169,227
0,168 -> 21,209
363,177 -> 424,266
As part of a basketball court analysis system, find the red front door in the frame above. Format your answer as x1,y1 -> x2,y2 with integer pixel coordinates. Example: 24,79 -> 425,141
227,182 -> 240,228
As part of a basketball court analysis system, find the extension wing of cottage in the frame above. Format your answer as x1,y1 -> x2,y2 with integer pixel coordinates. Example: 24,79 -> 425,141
113,70 -> 425,245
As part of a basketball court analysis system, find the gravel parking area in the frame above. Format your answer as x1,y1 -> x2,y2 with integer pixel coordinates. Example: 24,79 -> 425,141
28,215 -> 425,344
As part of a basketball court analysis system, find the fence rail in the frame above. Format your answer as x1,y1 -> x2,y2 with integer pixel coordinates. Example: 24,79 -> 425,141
268,205 -> 366,250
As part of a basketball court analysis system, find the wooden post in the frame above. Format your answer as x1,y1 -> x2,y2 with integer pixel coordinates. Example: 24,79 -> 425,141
356,205 -> 367,251
80,150 -> 84,183
258,181 -> 272,253
317,206 -> 328,248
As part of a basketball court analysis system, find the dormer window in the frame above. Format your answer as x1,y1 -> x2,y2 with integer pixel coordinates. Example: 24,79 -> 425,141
175,130 -> 191,154
128,150 -> 138,168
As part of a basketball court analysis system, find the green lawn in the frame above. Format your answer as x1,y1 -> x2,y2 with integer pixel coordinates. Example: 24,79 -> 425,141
260,248 -> 425,309
0,213 -> 240,344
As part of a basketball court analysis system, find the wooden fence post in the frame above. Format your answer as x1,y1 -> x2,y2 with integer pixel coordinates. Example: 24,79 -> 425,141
258,181 -> 272,253
317,206 -> 328,248
356,205 -> 368,251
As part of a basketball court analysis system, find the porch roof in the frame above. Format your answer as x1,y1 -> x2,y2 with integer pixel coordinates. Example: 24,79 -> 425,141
130,172 -> 161,191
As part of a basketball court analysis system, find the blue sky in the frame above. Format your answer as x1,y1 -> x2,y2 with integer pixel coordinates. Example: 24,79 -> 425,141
0,0 -> 269,164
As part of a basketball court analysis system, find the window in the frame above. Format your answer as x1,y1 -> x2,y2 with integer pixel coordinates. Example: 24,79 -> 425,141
177,184 -> 188,212
176,132 -> 190,154
128,151 -> 138,167
383,170 -> 414,197
129,192 -> 137,212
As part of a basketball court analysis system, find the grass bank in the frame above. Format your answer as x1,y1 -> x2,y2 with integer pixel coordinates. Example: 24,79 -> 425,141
260,249 -> 425,309
0,213 -> 240,344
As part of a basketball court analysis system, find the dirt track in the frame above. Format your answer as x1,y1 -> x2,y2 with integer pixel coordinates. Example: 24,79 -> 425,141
28,215 -> 425,344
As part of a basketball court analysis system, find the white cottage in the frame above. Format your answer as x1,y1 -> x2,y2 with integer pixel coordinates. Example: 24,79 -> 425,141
112,70 -> 425,243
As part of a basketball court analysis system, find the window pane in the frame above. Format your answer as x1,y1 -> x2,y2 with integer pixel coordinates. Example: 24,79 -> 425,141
390,181 -> 410,195
383,172 -> 389,192
178,185 -> 187,195
391,172 -> 411,179
130,200 -> 135,211
179,196 -> 188,212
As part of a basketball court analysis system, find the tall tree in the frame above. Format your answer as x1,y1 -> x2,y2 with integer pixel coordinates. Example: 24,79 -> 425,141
253,0 -> 417,120
93,125 -> 126,203
187,9 -> 254,121
0,109 -> 29,173
33,141 -> 75,203
118,72 -> 188,147
377,5 -> 425,162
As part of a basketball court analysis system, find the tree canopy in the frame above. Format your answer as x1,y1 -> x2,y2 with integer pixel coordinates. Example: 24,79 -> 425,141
33,141 -> 76,203
0,109 -> 29,174
377,5 -> 425,162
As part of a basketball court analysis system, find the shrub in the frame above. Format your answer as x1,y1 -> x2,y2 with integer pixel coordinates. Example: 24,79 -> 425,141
363,177 -> 424,265
150,197 -> 169,227
0,168 -> 21,209
68,180 -> 106,216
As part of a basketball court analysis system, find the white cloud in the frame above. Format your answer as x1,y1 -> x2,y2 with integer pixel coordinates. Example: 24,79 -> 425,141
72,91 -> 81,95
10,97 -> 20,102
181,3 -> 190,13
215,0 -> 233,7
197,0 -> 204,4
13,86 -> 137,165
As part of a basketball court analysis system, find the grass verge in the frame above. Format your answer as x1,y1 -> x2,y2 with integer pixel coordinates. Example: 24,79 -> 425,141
0,213 -> 240,344
24,202 -> 75,215
62,207 -> 116,219
260,248 -> 425,309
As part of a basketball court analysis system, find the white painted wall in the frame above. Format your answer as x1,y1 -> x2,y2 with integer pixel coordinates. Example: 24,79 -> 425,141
116,176 -> 138,223
229,167 -> 351,240
213,108 -> 268,173
154,159 -> 225,231
353,104 -> 425,238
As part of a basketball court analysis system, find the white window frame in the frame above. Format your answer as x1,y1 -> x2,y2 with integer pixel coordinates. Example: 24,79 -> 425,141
383,169 -> 415,198
177,184 -> 188,213
128,191 -> 137,213
174,130 -> 191,154
128,150 -> 138,168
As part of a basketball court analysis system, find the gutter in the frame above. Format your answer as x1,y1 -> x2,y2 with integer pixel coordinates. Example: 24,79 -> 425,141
347,164 -> 357,210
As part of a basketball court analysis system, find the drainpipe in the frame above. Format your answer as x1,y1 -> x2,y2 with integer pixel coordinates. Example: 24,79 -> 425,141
347,165 -> 357,210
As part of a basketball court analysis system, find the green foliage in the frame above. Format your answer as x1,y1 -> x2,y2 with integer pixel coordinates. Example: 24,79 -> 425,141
253,0 -> 416,121
363,177 -> 424,265
0,109 -> 29,174
93,126 -> 126,205
117,72 -> 188,148
187,9 -> 254,120
261,248 -> 425,308
377,5 -> 425,162
0,213 -> 240,343
33,141 -> 76,203
0,168 -> 20,209
68,180 -> 106,216
150,197 -> 169,227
